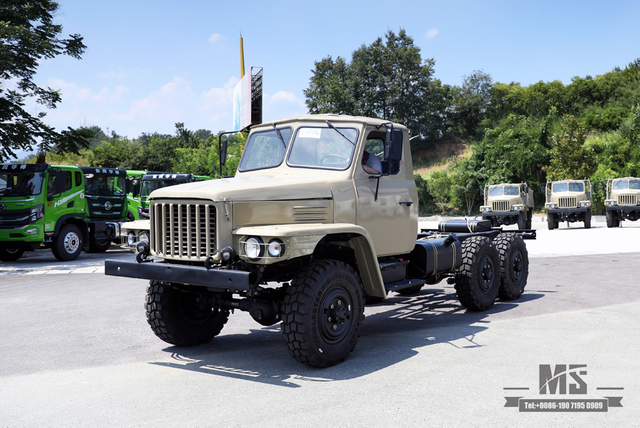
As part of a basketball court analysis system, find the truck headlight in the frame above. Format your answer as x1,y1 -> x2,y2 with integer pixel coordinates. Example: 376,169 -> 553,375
605,200 -> 617,207
512,204 -> 524,211
30,204 -> 44,222
127,232 -> 136,246
578,201 -> 591,208
267,239 -> 285,257
545,203 -> 558,209
480,206 -> 491,212
244,236 -> 264,261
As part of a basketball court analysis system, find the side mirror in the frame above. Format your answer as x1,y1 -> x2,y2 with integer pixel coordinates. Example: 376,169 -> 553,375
384,128 -> 403,162
524,185 -> 529,194
219,136 -> 228,167
480,188 -> 484,196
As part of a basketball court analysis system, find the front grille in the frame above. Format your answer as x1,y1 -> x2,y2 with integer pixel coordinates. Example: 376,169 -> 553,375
491,200 -> 510,212
558,197 -> 577,209
150,201 -> 216,260
618,194 -> 638,206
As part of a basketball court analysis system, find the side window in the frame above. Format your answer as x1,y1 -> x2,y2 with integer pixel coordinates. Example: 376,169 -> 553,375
47,172 -> 56,197
64,171 -> 72,191
363,131 -> 401,175
75,171 -> 82,188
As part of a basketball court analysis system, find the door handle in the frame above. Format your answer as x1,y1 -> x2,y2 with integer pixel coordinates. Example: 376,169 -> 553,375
399,201 -> 413,206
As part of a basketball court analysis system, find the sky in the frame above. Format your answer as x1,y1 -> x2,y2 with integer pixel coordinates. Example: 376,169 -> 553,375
11,0 -> 640,158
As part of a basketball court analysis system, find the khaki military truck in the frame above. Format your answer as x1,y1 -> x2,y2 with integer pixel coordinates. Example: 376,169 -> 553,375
604,177 -> 640,227
544,179 -> 593,229
480,183 -> 534,229
105,115 -> 534,368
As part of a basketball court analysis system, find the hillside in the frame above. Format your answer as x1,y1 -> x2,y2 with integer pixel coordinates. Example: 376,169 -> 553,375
411,139 -> 472,176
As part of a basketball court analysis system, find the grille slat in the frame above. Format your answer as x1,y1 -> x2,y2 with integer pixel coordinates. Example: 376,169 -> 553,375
492,200 -> 510,212
558,197 -> 577,209
618,194 -> 637,206
150,201 -> 216,260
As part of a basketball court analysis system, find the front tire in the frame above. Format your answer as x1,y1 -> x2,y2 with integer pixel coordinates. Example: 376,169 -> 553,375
454,236 -> 500,311
282,260 -> 365,368
52,224 -> 83,261
145,281 -> 229,346
584,209 -> 592,229
0,248 -> 25,262
606,210 -> 619,228
493,233 -> 529,300
547,213 -> 558,230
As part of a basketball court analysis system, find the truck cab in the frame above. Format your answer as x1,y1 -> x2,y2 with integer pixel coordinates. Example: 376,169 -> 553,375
544,179 -> 593,229
604,177 -> 640,227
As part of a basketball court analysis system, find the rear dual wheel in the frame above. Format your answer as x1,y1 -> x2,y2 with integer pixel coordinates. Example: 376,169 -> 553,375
493,233 -> 529,300
455,236 -> 500,311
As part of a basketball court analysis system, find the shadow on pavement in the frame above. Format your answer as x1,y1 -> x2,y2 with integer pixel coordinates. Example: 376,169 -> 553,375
149,288 -> 544,388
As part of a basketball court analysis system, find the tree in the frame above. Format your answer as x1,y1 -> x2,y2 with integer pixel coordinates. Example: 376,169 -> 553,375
545,115 -> 597,181
452,70 -> 493,137
304,29 -> 440,139
426,170 -> 453,214
1,0 -> 87,161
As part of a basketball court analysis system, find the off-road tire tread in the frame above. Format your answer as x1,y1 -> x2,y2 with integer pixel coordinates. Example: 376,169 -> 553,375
493,233 -> 529,300
454,236 -> 500,311
281,260 -> 364,368
145,281 -> 229,346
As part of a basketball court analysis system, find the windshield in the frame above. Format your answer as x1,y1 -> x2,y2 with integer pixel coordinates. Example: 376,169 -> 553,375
488,185 -> 519,197
141,180 -> 183,197
552,182 -> 584,193
288,126 -> 357,170
613,179 -> 640,191
85,174 -> 126,197
0,170 -> 45,196
239,127 -> 293,171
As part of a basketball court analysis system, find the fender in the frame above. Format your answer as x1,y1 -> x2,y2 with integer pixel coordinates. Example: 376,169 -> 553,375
234,223 -> 386,298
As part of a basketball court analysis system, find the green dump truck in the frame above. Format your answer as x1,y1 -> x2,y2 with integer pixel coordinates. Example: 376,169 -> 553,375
0,163 -> 128,261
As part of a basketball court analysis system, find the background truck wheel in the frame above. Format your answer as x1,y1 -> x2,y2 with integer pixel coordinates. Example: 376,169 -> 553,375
454,236 -> 500,311
145,281 -> 229,346
52,224 -> 83,261
493,233 -> 529,300
606,211 -> 619,228
87,240 -> 111,253
0,248 -> 25,262
282,260 -> 364,368
584,209 -> 592,229
547,214 -> 558,230
517,212 -> 527,229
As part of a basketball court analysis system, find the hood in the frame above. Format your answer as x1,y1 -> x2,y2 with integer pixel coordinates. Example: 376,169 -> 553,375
149,173 -> 333,202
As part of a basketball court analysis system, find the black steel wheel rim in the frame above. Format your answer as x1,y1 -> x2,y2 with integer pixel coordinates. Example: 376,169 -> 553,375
479,255 -> 495,293
318,286 -> 353,344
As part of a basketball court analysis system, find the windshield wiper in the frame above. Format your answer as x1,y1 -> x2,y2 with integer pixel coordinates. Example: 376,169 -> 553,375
326,120 -> 355,145
272,124 -> 286,147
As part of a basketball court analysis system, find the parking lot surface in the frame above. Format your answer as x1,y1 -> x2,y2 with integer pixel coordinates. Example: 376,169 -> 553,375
0,219 -> 637,427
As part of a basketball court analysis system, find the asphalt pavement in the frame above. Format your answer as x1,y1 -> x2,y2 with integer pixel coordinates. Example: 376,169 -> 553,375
0,219 -> 638,427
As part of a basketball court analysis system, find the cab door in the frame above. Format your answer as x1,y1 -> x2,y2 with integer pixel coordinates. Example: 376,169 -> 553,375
355,130 -> 418,256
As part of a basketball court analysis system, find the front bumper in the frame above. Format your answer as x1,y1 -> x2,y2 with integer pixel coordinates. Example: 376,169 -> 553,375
606,205 -> 640,213
104,259 -> 251,292
546,207 -> 588,214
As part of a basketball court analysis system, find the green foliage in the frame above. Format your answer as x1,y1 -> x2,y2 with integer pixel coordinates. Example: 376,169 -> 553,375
451,70 -> 493,137
414,173 -> 434,215
0,0 -> 87,161
425,170 -> 453,214
87,137 -> 144,169
304,29 -> 443,140
450,157 -> 483,215
545,115 -> 597,181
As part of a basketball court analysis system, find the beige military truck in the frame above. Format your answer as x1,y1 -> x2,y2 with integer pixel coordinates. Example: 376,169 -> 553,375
105,114 -> 534,368
480,183 -> 534,229
544,179 -> 593,229
604,177 -> 640,227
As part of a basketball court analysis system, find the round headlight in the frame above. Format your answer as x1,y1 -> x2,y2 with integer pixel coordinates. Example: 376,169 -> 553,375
267,239 -> 285,257
140,232 -> 150,243
127,232 -> 136,246
244,237 -> 263,260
